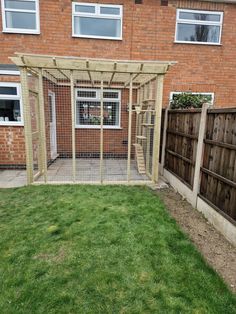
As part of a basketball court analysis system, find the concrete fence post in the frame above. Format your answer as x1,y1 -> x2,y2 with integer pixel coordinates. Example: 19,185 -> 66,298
193,103 -> 209,207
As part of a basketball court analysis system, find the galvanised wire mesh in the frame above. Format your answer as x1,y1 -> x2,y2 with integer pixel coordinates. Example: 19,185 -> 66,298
28,74 -> 40,178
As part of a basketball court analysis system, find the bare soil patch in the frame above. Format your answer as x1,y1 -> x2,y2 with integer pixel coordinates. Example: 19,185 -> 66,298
156,188 -> 236,293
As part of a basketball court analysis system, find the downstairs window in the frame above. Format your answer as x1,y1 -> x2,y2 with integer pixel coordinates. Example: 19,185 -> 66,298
170,92 -> 214,109
0,83 -> 23,125
75,88 -> 121,128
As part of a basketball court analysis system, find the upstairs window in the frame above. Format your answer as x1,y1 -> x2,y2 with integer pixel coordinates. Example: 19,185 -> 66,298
72,2 -> 122,40
1,0 -> 40,34
76,88 -> 121,128
0,83 -> 23,125
175,9 -> 223,45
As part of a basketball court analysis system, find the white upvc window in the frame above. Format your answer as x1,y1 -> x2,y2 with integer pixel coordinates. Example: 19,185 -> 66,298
75,88 -> 121,128
170,92 -> 214,105
1,0 -> 40,34
0,83 -> 23,126
175,9 -> 223,45
72,2 -> 122,40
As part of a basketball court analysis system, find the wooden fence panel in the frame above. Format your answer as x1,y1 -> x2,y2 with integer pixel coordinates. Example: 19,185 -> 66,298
200,109 -> 236,223
164,109 -> 201,188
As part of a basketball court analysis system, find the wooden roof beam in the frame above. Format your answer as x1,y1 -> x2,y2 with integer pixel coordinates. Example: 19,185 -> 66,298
26,67 -> 39,77
108,62 -> 117,87
44,70 -> 58,84
124,64 -> 144,88
86,60 -> 94,87
53,57 -> 70,80
11,55 -> 175,75
138,75 -> 157,89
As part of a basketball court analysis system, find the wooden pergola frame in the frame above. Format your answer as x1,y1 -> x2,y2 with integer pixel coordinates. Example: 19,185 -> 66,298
11,53 -> 176,185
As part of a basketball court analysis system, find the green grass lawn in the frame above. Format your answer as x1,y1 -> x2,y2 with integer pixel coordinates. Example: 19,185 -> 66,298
0,185 -> 235,314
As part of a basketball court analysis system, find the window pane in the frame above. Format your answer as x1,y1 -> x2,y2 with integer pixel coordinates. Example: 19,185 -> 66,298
103,91 -> 119,99
4,0 -> 35,10
6,11 -> 36,29
0,86 -> 17,95
179,11 -> 221,22
177,23 -> 220,43
100,7 -> 120,15
77,90 -> 97,98
77,101 -> 101,125
77,101 -> 119,126
74,16 -> 121,38
0,99 -> 21,122
74,5 -> 95,13
104,102 -> 119,126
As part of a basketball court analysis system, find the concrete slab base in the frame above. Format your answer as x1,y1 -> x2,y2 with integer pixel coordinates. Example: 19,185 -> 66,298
0,170 -> 27,188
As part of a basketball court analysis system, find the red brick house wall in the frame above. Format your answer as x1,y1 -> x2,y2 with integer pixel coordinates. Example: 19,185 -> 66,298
0,126 -> 25,167
0,75 -> 26,167
0,0 -> 236,167
42,80 -> 137,160
55,87 -> 136,158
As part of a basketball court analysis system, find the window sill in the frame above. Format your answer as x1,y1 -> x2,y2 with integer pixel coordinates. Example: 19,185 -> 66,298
72,34 -> 122,41
2,29 -> 40,35
75,126 -> 122,130
174,41 -> 222,46
0,70 -> 20,76
0,122 -> 24,127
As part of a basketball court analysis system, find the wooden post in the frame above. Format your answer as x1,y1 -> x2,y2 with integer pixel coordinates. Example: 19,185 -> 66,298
137,86 -> 144,144
100,77 -> 104,183
193,103 -> 209,207
35,91 -> 43,175
145,82 -> 152,174
160,105 -> 170,175
135,88 -> 140,143
70,70 -> 76,182
127,75 -> 133,182
20,67 -> 34,185
152,74 -> 164,183
38,68 -> 48,183
141,84 -> 147,144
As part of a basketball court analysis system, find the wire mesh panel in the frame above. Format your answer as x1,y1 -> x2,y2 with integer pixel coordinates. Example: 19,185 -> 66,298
33,72 -> 156,184
28,74 -> 40,178
75,86 -> 100,182
131,79 -> 156,181
102,88 -> 127,182
148,114 -> 155,175
42,70 -> 73,182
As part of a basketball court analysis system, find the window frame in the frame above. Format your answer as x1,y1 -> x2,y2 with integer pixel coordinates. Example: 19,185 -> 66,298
0,70 -> 20,75
0,82 -> 24,126
1,0 -> 40,34
75,88 -> 121,129
72,2 -> 123,40
169,91 -> 214,106
175,9 -> 223,45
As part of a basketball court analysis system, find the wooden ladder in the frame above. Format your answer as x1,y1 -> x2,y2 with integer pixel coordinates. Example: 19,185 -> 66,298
133,144 -> 146,174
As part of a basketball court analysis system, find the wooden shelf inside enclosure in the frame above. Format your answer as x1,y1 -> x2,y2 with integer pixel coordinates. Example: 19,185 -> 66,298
141,123 -> 154,127
136,135 -> 147,140
142,99 -> 155,103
